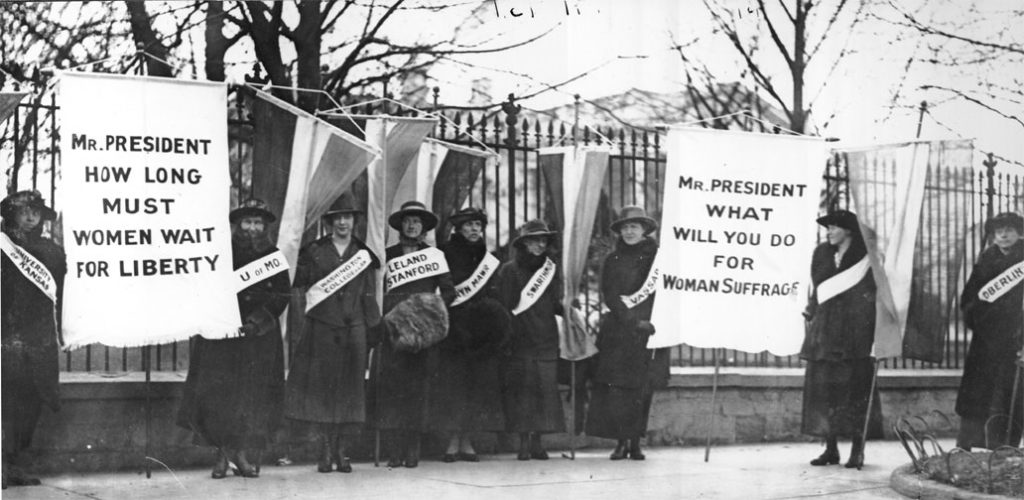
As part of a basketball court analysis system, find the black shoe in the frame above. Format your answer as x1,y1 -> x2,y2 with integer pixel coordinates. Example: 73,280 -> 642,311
610,442 -> 628,461
530,450 -> 549,460
211,452 -> 229,479
404,457 -> 419,468
844,451 -> 864,469
458,453 -> 479,462
387,457 -> 404,468
442,453 -> 457,463
810,450 -> 840,466
517,450 -> 530,461
234,451 -> 259,478
628,445 -> 645,461
337,458 -> 352,473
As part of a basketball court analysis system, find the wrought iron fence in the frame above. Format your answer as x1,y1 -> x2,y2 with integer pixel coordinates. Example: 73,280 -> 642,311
2,85 -> 1021,372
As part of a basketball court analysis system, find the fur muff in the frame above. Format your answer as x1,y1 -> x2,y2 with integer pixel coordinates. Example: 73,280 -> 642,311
385,293 -> 449,353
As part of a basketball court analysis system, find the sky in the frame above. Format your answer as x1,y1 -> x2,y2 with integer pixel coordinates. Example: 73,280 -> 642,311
385,0 -> 1023,169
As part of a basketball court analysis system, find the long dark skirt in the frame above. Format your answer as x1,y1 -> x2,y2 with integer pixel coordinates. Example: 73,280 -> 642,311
586,383 -> 655,440
502,357 -> 565,434
285,320 -> 367,432
1,368 -> 43,455
427,346 -> 505,433
369,340 -> 438,432
177,331 -> 284,450
955,357 -> 1024,449
801,358 -> 883,439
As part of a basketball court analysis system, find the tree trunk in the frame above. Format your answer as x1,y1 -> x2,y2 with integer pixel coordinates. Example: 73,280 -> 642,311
244,2 -> 290,101
204,1 -> 227,82
124,1 -> 173,77
790,1 -> 808,134
294,0 -> 322,112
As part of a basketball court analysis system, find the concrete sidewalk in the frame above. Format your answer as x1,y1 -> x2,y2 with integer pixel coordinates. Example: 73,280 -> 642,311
2,441 -> 919,499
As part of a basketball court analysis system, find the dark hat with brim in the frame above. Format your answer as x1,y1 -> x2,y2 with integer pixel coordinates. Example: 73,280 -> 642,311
985,211 -> 1024,235
230,198 -> 276,224
512,219 -> 558,248
388,200 -> 438,231
610,205 -> 657,235
449,207 -> 488,229
816,210 -> 860,233
1,190 -> 57,222
323,192 -> 363,218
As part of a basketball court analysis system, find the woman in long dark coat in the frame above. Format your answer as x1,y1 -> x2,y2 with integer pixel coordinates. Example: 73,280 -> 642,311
178,199 -> 289,478
495,219 -> 565,460
1,191 -> 64,489
373,201 -> 455,468
586,206 -> 670,460
285,193 -> 380,473
955,211 -> 1024,450
429,207 -> 510,462
801,210 -> 882,469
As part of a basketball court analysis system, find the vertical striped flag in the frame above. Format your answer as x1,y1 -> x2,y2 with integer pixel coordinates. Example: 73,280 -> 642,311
539,146 -> 610,361
843,139 -> 975,361
250,90 -> 380,277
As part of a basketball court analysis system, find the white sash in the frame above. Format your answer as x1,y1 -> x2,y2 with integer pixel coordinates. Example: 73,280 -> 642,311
0,232 -> 57,302
978,261 -> 1024,303
305,249 -> 372,312
511,257 -> 556,316
235,250 -> 289,292
620,265 -> 659,309
384,247 -> 449,292
451,252 -> 500,307
816,256 -> 870,305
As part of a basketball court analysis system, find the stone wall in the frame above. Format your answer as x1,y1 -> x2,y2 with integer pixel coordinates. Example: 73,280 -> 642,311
18,368 -> 963,473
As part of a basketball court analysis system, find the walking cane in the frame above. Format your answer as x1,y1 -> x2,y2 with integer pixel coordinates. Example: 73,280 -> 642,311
373,345 -> 382,467
858,359 -> 882,471
1007,321 -> 1024,442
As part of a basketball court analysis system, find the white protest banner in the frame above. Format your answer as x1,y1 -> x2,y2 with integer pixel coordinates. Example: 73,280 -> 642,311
649,128 -> 827,354
59,72 -> 241,347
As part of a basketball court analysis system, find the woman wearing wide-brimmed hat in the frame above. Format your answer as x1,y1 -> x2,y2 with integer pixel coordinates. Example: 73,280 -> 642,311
800,210 -> 883,470
427,207 -> 511,462
955,211 -> 1024,450
495,219 -> 566,460
1,190 -> 65,489
285,192 -> 381,473
178,198 -> 290,478
585,206 -> 671,460
372,200 -> 456,468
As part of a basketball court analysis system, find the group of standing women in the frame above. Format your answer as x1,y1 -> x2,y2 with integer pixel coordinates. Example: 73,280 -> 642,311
176,194 -> 671,479
799,209 -> 1023,469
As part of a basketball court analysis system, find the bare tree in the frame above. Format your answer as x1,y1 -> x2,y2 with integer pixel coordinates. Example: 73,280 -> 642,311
698,0 -> 866,134
871,0 -> 1023,147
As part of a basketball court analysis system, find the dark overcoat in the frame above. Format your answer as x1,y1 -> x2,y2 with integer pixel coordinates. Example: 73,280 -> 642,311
1,228 -> 65,454
285,236 -> 380,427
371,242 -> 455,431
586,237 -> 670,440
955,240 -> 1023,447
800,239 -> 883,439
177,243 -> 289,449
427,233 -> 509,432
495,250 -> 566,433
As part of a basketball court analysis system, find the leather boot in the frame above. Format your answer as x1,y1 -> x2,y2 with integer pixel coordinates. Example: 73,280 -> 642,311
404,433 -> 420,468
317,433 -> 333,473
627,439 -> 645,460
810,437 -> 840,466
610,440 -> 628,460
387,432 -> 404,468
845,438 -> 864,469
235,450 -> 258,478
335,435 -> 352,473
517,433 -> 531,461
211,449 -> 229,479
529,433 -> 548,460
